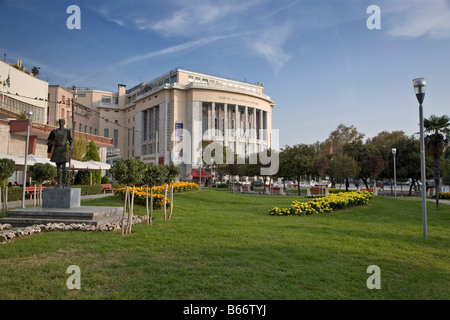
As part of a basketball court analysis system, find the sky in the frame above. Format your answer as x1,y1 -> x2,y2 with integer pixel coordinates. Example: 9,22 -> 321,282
1,0 -> 449,148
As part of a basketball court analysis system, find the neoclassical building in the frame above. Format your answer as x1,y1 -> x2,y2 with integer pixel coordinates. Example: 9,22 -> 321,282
120,68 -> 275,177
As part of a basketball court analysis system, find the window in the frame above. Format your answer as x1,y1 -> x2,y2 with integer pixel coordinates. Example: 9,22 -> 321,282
114,129 -> 119,148
188,75 -> 194,82
113,97 -> 118,104
102,95 -> 112,104
77,93 -> 86,98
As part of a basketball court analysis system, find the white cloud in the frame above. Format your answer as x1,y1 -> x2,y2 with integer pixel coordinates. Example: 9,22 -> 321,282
248,24 -> 292,74
144,0 -> 257,37
387,0 -> 450,38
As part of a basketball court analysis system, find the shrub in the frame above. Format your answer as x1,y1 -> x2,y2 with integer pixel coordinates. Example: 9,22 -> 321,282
101,175 -> 110,184
115,182 -> 199,208
269,191 -> 373,216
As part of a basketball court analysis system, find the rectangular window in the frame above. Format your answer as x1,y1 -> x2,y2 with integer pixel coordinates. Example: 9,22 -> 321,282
77,93 -> 86,98
114,129 -> 119,148
102,95 -> 112,103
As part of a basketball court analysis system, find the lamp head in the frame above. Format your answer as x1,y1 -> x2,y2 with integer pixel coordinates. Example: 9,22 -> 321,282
413,78 -> 426,104
392,148 -> 396,155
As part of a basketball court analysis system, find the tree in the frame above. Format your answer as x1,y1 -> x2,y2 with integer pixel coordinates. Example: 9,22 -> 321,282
110,158 -> 148,235
143,164 -> 168,225
76,140 -> 101,185
424,114 -> 450,209
363,153 -> 386,194
322,124 -> 365,156
279,144 -> 318,195
366,130 -> 406,192
0,158 -> 15,214
165,163 -> 180,219
28,163 -> 57,206
327,154 -> 360,189
31,66 -> 40,78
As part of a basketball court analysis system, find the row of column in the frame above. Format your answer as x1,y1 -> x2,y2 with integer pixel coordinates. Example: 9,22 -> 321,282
203,102 -> 268,143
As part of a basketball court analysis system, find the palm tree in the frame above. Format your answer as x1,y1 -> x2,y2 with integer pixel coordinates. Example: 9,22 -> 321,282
424,114 -> 450,209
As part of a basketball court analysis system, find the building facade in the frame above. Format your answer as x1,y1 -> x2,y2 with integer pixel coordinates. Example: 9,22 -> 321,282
0,59 -> 48,124
123,68 -> 275,177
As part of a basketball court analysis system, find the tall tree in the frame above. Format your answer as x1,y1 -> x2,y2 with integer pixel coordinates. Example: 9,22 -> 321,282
322,124 -> 365,156
327,154 -> 360,189
279,144 -> 318,195
424,114 -> 450,209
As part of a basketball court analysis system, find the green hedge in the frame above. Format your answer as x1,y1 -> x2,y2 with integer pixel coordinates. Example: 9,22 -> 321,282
1,184 -> 107,202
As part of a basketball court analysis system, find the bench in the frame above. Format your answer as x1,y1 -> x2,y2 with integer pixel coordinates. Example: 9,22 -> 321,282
101,184 -> 114,194
24,186 -> 46,199
307,186 -> 328,196
360,188 -> 374,192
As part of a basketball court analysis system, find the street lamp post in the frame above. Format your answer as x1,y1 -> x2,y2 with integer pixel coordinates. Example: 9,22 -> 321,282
413,77 -> 427,239
392,148 -> 397,197
21,110 -> 33,208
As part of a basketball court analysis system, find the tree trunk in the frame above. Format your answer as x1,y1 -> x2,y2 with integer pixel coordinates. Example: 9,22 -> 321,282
127,186 -> 135,234
164,184 -> 168,220
434,156 -> 440,209
408,179 -> 415,196
150,186 -> 153,225
145,185 -> 149,225
169,184 -> 174,219
121,186 -> 129,236
297,176 -> 301,196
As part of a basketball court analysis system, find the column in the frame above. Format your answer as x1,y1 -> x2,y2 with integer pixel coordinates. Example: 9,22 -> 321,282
252,108 -> 257,153
212,102 -> 216,137
224,104 -> 228,146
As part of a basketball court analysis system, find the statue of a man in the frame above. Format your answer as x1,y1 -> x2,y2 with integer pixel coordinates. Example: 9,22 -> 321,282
47,119 -> 73,188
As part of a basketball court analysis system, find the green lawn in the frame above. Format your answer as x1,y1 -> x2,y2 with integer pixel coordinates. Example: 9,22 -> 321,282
0,189 -> 449,300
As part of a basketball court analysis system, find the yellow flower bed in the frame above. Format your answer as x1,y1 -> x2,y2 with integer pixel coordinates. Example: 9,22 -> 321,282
269,191 -> 373,216
115,182 -> 199,208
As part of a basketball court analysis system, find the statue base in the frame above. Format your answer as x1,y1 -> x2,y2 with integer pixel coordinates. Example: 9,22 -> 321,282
43,188 -> 81,208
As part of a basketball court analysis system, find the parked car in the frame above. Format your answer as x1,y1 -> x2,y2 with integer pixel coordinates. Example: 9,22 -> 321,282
251,180 -> 264,187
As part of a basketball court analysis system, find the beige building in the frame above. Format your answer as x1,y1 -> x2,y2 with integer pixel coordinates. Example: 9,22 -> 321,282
123,68 -> 275,177
0,59 -> 48,124
2,63 -> 275,181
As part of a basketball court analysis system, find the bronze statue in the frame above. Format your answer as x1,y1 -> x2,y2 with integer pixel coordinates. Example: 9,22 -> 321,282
47,119 -> 73,188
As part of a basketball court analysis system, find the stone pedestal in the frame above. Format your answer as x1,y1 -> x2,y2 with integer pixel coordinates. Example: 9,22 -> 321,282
43,188 -> 81,208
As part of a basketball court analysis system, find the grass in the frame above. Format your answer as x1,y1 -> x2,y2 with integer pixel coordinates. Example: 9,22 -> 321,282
0,189 -> 449,300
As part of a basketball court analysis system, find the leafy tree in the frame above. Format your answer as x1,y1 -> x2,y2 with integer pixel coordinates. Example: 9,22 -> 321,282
28,163 -> 57,206
394,135 -> 433,196
0,158 -> 15,213
31,66 -> 40,77
321,124 -> 365,156
424,114 -> 450,209
164,164 -> 180,219
327,154 -> 360,189
143,164 -> 168,225
76,140 -> 101,185
279,144 -> 318,195
111,158 -> 148,235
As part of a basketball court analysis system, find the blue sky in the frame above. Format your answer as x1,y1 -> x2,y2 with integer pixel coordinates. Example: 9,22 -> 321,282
1,0 -> 449,147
